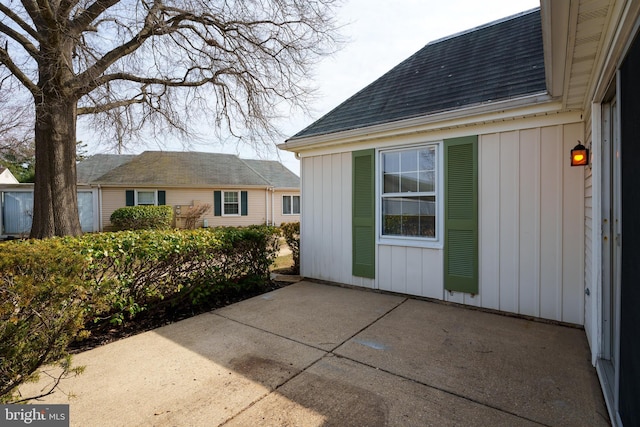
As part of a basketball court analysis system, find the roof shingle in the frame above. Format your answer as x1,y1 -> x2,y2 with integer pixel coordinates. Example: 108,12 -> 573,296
83,151 -> 298,188
291,8 -> 545,140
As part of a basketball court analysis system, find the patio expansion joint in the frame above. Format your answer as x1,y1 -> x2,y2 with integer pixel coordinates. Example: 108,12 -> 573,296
214,298 -> 412,425
329,352 -> 552,427
216,299 -> 550,427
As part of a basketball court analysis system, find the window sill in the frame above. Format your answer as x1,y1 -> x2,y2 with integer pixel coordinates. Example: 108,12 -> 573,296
377,237 -> 443,250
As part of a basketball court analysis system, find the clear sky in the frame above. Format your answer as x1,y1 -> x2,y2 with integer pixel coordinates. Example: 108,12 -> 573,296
83,0 -> 541,175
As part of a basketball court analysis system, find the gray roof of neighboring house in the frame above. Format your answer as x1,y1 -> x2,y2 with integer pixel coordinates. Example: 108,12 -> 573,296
85,151 -> 299,188
76,154 -> 137,184
241,159 -> 300,188
290,8 -> 545,140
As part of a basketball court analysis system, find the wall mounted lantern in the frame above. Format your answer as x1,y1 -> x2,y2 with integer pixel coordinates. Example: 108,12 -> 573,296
570,141 -> 589,167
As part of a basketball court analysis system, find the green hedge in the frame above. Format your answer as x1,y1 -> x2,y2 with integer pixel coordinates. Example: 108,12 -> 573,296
0,225 -> 279,403
0,238 -> 106,403
110,205 -> 174,230
280,222 -> 300,274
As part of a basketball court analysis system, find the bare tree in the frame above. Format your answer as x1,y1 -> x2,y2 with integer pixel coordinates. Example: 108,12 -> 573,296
0,0 -> 341,238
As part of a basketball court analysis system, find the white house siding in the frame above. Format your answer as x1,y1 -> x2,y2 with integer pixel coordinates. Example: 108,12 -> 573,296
445,123 -> 585,325
583,109 -> 596,349
100,187 -> 273,229
300,153 -> 375,289
299,122 -> 584,325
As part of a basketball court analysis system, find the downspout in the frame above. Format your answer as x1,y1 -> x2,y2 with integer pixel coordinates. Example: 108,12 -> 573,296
265,188 -> 269,225
270,187 -> 275,226
97,185 -> 103,232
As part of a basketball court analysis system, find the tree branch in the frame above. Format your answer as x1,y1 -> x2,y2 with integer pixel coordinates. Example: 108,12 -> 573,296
0,22 -> 40,59
77,97 -> 145,115
0,47 -> 38,95
73,0 -> 166,96
67,0 -> 120,36
0,4 -> 41,42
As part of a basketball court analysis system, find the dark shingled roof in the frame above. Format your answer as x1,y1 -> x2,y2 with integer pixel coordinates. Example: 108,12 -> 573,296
87,151 -> 298,188
291,8 -> 545,140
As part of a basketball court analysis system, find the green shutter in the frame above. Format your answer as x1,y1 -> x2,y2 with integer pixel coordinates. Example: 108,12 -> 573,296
352,149 -> 375,278
214,191 -> 221,216
444,136 -> 478,294
157,190 -> 166,206
126,190 -> 134,206
241,191 -> 248,216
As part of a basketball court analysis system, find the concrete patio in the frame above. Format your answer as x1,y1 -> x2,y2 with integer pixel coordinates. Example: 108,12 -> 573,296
23,281 -> 609,426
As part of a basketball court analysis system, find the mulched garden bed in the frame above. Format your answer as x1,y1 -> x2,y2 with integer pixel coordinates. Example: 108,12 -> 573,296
68,278 -> 292,354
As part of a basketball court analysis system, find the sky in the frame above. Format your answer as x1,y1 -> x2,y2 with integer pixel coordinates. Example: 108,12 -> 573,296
83,0 -> 541,175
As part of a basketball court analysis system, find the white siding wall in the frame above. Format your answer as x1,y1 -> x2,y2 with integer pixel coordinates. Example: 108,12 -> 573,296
300,122 -> 585,324
584,108 -> 596,347
300,153 -> 374,288
447,123 -> 585,324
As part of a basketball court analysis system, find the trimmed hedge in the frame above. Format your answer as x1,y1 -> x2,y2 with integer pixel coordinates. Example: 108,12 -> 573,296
0,225 -> 279,403
110,205 -> 173,230
0,238 -> 106,403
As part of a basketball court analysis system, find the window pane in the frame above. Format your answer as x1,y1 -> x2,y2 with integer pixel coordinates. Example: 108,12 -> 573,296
418,148 -> 435,171
418,171 -> 435,192
400,150 -> 417,173
224,203 -> 239,215
224,192 -> 238,203
283,195 -> 291,214
382,199 -> 402,235
383,151 -> 400,173
292,196 -> 300,214
137,191 -> 155,205
382,196 -> 436,238
400,171 -> 418,192
383,173 -> 400,193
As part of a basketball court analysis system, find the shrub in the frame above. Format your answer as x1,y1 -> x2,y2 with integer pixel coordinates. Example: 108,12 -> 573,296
280,222 -> 300,274
0,238 -> 107,403
110,205 -> 173,230
0,225 -> 280,402
78,225 -> 280,318
183,204 -> 212,229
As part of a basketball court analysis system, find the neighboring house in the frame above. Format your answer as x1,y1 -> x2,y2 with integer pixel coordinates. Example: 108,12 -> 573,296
279,3 -> 640,426
0,167 -> 19,184
1,151 -> 299,236
78,151 -> 300,230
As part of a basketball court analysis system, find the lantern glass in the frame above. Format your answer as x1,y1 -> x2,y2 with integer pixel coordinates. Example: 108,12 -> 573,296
570,143 -> 589,167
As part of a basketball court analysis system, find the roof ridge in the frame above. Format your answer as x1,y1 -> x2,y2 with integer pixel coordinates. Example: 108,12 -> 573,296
238,158 -> 273,187
427,7 -> 540,46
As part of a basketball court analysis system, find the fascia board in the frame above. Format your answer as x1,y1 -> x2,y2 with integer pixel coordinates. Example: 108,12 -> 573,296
280,93 -> 563,153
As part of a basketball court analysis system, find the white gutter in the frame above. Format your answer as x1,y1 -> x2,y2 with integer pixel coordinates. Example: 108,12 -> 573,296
280,93 -> 559,152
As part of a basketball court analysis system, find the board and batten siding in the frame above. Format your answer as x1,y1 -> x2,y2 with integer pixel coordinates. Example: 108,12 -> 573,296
100,188 -> 273,229
464,123 -> 585,325
300,122 -> 584,325
300,153 -> 374,289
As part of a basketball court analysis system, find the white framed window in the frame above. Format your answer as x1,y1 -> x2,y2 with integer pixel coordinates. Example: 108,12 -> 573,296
136,190 -> 157,206
223,191 -> 240,215
379,143 -> 442,246
282,195 -> 300,215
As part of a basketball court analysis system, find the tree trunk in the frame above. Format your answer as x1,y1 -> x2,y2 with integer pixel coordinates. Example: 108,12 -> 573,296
30,95 -> 82,238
